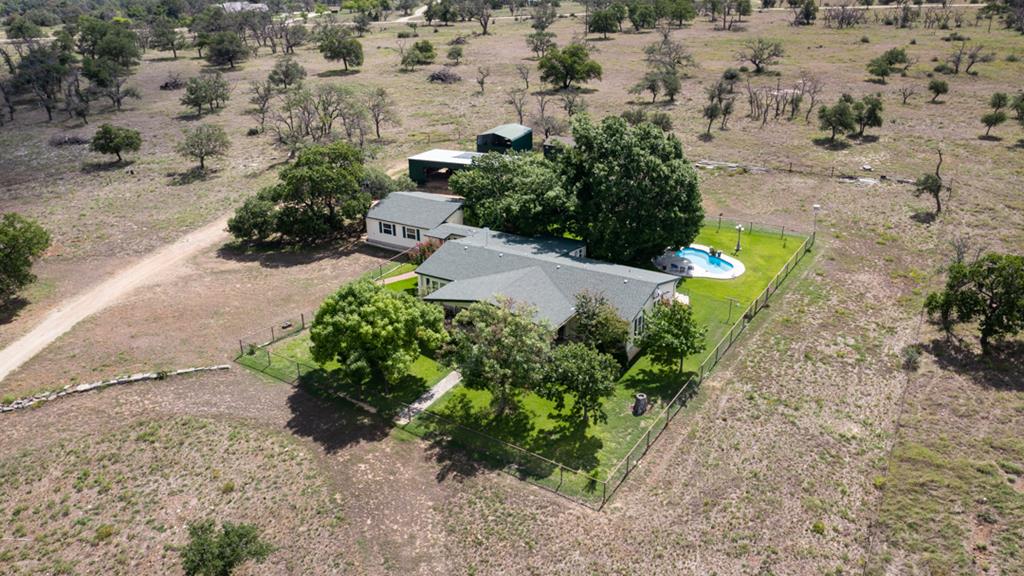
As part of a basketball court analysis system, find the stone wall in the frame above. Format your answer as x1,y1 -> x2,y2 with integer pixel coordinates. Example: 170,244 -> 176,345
0,365 -> 230,414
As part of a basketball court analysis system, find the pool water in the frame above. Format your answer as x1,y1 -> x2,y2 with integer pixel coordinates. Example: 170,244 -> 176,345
676,247 -> 734,273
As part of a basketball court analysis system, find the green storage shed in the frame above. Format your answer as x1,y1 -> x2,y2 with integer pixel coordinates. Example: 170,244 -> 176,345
476,124 -> 533,154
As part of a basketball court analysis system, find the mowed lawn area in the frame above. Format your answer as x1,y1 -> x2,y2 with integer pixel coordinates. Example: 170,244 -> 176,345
235,224 -> 810,501
236,280 -> 450,416
407,222 -> 811,498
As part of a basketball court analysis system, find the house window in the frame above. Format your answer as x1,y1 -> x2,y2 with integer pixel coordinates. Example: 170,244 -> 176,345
633,314 -> 645,337
379,222 -> 395,236
403,226 -> 420,241
421,276 -> 445,295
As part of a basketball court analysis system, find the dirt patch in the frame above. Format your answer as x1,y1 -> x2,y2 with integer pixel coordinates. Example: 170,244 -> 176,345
0,240 -> 392,399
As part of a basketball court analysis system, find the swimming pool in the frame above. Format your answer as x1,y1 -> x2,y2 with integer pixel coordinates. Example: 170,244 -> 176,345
653,244 -> 746,279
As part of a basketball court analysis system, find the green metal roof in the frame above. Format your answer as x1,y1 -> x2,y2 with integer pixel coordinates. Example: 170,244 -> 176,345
480,123 -> 532,140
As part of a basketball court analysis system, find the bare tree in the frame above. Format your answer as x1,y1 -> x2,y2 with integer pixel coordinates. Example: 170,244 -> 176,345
736,38 -> 785,74
963,44 -> 995,74
476,66 -> 491,94
897,85 -> 917,105
366,86 -> 399,139
507,88 -> 528,124
248,80 -> 274,131
516,63 -> 531,90
532,93 -> 567,138
560,89 -> 586,116
795,71 -> 824,122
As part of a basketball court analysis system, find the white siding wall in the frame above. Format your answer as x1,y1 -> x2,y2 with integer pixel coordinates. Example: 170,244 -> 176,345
365,218 -> 425,251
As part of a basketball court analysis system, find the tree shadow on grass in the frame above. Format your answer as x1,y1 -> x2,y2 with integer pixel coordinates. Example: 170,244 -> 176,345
299,365 -> 432,419
620,365 -> 696,403
910,211 -> 937,225
812,137 -> 851,151
925,337 -> 1024,392
285,386 -> 391,454
419,393 -> 558,483
0,297 -> 29,326
168,167 -> 214,185
978,134 -> 1003,142
529,417 -> 602,473
317,69 -> 360,78
217,237 -> 393,269
81,159 -> 135,174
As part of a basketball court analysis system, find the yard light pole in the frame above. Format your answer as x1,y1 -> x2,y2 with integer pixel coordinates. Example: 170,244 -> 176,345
735,224 -> 744,253
812,204 -> 821,233
717,212 -> 723,232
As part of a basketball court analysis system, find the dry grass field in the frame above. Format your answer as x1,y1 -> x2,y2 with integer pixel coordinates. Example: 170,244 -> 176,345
1,4 -> 1022,574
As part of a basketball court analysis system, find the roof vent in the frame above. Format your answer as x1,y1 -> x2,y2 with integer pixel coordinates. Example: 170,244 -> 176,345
498,253 -> 503,257
623,279 -> 629,284
555,264 -> 561,269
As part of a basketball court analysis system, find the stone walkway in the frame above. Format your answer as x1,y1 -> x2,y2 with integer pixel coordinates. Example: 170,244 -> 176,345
395,370 -> 462,425
381,271 -> 417,285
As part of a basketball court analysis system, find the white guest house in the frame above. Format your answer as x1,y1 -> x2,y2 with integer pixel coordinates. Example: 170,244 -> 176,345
364,192 -> 464,251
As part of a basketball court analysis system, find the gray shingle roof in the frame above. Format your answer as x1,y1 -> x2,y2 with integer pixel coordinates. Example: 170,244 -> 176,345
426,267 -> 574,327
453,229 -> 584,257
417,234 -> 678,326
367,192 -> 463,230
424,223 -> 480,241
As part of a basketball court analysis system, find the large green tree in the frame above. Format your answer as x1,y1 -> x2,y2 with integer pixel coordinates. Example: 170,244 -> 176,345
637,300 -> 706,373
228,142 -> 373,243
538,42 -> 602,90
817,97 -> 856,142
180,520 -> 272,576
90,124 -> 141,162
205,31 -> 247,69
569,291 -> 629,359
448,152 -> 574,237
542,343 -> 620,426
559,115 -> 703,264
310,280 -> 447,386
177,124 -> 230,170
925,253 -> 1024,355
445,298 -> 552,416
318,27 -> 364,71
0,213 -> 51,306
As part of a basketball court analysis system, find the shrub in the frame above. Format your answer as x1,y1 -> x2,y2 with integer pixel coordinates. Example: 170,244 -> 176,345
95,524 -> 117,542
397,30 -> 416,38
409,240 -> 439,264
811,521 -> 826,535
428,67 -> 462,83
180,520 -> 272,576
900,344 -> 921,371
860,35 -> 870,43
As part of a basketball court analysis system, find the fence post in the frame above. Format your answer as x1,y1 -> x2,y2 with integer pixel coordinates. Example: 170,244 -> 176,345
271,326 -> 275,342
603,480 -> 607,503
780,226 -> 785,239
239,340 -> 244,356
301,313 -> 305,330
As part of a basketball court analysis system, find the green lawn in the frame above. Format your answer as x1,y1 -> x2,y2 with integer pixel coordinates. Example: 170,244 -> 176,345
405,222 -> 811,501
235,224 -> 810,503
238,332 -> 449,416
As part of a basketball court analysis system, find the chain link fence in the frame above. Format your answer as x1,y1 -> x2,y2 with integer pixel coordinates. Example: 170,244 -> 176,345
233,222 -> 817,510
